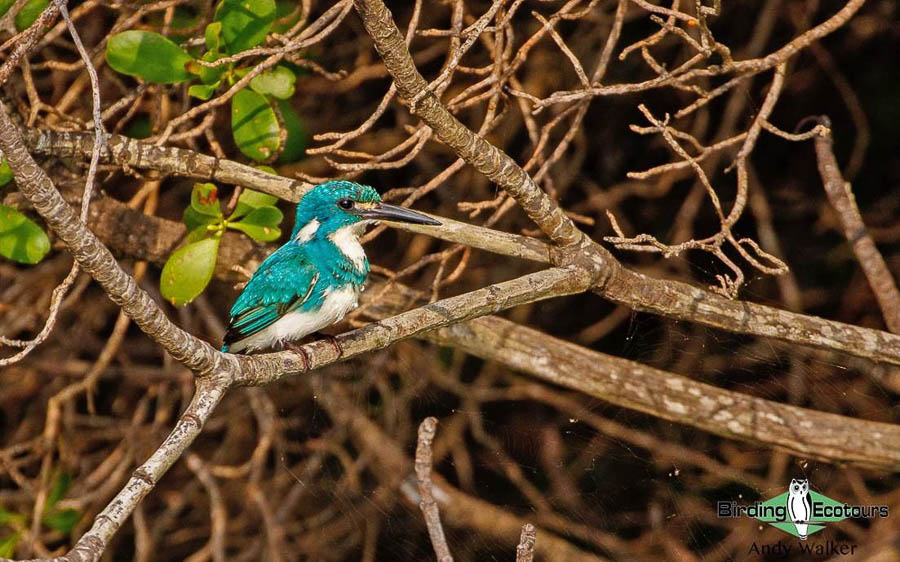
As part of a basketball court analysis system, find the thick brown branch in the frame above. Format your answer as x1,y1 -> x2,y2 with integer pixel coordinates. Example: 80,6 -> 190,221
24,128 -> 310,202
602,267 -> 900,366
21,129 -> 551,264
423,314 -> 900,470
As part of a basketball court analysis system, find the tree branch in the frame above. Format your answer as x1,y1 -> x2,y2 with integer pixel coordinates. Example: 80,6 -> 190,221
0,95 -> 594,559
814,124 -> 900,333
422,314 -> 900,470
345,0 -> 900,366
21,132 -> 900,366
415,417 -> 453,562
19,128 -> 552,264
233,266 -> 594,386
352,0 -> 588,249
18,379 -> 227,562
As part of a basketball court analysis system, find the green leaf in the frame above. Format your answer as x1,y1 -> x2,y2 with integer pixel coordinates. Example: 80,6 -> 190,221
0,206 -> 50,264
227,203 -> 252,221
231,88 -> 280,161
229,188 -> 278,220
0,508 -> 26,527
41,509 -> 80,535
0,205 -> 26,232
0,532 -> 20,558
213,0 -> 275,54
160,237 -> 220,306
228,205 -> 282,241
0,157 -> 12,186
190,183 -> 222,217
184,225 -> 214,245
185,50 -> 226,85
106,31 -> 193,84
205,21 -> 223,52
240,188 -> 278,208
249,65 -> 295,99
188,83 -> 218,100
183,206 -> 220,232
4,0 -> 48,31
276,100 -> 306,163
45,472 -> 72,510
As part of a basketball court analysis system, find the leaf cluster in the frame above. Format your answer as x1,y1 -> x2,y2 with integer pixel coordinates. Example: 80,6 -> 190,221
104,0 -> 306,163
161,182 -> 284,306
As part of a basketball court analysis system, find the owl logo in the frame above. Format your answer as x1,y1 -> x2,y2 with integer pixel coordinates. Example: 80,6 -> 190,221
787,479 -> 811,539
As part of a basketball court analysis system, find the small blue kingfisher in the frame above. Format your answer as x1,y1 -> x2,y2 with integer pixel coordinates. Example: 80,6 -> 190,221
222,180 -> 440,361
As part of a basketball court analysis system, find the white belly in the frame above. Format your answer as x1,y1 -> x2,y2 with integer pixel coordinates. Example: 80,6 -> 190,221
229,286 -> 360,353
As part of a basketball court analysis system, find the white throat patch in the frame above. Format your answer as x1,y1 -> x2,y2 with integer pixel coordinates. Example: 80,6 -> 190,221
329,224 -> 367,271
294,219 -> 320,243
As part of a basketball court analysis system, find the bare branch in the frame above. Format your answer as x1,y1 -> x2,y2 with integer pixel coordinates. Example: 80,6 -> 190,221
814,123 -> 900,333
0,3 -> 59,85
424,313 -> 900,470
24,129 -> 900,366
0,0 -> 106,365
532,0 -> 866,108
352,0 -> 588,248
516,524 -> 537,562
63,379 -> 227,562
415,417 -> 453,562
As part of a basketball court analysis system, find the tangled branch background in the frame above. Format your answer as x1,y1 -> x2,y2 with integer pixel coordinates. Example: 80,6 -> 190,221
1,0 -> 898,560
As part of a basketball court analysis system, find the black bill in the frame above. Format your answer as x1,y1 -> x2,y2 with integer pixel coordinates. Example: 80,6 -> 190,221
353,203 -> 441,226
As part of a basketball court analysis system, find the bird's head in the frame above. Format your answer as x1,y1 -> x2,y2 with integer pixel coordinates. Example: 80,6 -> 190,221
290,181 -> 440,241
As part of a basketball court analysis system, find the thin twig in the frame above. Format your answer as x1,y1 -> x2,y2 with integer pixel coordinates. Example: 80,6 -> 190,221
415,417 -> 453,562
516,523 -> 537,562
814,123 -> 900,333
0,0 -> 105,365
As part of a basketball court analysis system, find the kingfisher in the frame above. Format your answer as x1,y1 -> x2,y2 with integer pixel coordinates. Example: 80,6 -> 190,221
221,180 -> 440,362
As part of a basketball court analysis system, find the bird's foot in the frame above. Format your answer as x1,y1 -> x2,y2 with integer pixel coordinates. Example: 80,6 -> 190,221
284,341 -> 312,371
316,332 -> 344,358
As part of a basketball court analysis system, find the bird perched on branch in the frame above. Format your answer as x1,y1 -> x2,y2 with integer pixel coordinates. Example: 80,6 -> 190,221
222,180 -> 440,365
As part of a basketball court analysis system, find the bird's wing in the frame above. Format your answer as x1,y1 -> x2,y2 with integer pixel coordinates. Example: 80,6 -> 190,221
223,249 -> 320,348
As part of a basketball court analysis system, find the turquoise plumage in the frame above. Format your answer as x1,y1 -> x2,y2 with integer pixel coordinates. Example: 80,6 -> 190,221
222,181 -> 439,356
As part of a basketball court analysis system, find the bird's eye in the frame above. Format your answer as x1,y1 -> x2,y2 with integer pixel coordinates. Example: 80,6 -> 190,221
338,199 -> 354,210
